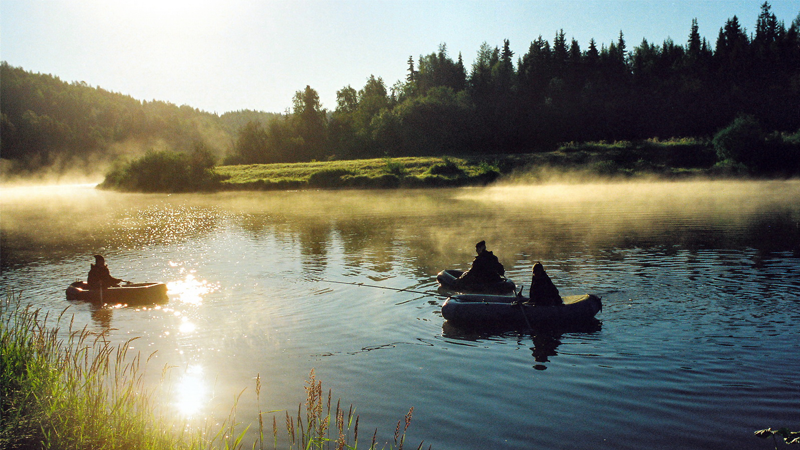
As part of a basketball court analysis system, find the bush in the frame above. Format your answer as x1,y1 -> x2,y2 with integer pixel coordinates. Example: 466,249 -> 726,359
712,115 -> 766,169
711,159 -> 750,176
591,160 -> 620,175
472,160 -> 501,183
382,157 -> 407,177
101,146 -> 223,193
307,168 -> 355,187
373,173 -> 402,188
425,157 -> 464,177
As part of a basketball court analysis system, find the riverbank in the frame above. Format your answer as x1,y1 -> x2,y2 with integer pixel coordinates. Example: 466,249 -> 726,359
213,139 -> 719,191
0,297 -> 416,450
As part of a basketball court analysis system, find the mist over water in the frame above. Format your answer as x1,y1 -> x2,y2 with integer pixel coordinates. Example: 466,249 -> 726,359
2,180 -> 799,450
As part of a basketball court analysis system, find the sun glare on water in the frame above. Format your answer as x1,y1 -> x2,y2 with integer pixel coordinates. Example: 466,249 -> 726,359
173,364 -> 208,417
167,271 -> 218,305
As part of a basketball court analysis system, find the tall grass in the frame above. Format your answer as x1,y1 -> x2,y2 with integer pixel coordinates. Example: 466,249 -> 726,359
1,296 -> 196,449
1,296 -> 424,450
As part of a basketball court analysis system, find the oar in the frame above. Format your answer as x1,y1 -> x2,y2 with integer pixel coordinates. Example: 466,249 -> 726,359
320,279 -> 447,298
512,284 -> 533,331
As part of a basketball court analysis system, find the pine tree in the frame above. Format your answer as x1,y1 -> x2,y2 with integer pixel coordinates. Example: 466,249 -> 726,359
687,18 -> 702,61
406,56 -> 417,83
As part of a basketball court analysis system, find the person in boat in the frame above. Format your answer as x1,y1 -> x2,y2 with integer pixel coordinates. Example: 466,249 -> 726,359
456,240 -> 505,287
528,262 -> 563,306
87,255 -> 124,289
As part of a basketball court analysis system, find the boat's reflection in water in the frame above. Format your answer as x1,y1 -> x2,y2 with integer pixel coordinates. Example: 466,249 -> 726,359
441,319 -> 602,370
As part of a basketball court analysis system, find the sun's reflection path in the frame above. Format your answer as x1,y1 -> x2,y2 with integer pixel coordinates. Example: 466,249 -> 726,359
159,268 -> 218,417
166,269 -> 219,305
179,316 -> 197,334
174,364 -> 208,417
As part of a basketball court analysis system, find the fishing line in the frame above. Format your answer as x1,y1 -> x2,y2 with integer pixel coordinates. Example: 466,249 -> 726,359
319,279 -> 448,298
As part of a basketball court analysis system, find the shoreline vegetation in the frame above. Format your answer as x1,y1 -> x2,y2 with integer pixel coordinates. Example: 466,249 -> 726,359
1,297 -> 421,450
97,131 -> 800,193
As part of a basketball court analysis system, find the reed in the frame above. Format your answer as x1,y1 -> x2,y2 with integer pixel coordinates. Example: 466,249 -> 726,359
1,295 -> 195,450
1,295 -> 425,450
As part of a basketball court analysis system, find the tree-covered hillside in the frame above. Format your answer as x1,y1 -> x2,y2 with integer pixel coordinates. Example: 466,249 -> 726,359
0,64 -> 286,176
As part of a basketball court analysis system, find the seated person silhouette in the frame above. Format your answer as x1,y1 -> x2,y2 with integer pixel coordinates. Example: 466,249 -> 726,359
87,255 -> 123,289
528,262 -> 563,306
456,240 -> 505,287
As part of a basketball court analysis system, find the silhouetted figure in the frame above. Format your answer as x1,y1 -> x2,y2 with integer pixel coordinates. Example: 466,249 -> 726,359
528,262 -> 562,306
457,241 -> 505,287
87,255 -> 123,289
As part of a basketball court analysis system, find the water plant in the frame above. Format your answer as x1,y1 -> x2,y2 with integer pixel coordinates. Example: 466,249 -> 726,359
755,427 -> 800,449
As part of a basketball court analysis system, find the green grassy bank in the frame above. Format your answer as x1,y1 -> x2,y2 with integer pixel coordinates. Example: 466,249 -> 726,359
213,138 -> 718,191
1,297 -> 419,450
215,155 -> 502,190
98,127 -> 800,193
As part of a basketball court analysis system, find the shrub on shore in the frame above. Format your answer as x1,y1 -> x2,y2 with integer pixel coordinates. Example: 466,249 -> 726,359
100,145 -> 224,193
712,115 -> 800,175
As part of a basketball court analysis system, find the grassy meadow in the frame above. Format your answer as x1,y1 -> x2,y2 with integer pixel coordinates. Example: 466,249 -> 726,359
212,139 -> 717,191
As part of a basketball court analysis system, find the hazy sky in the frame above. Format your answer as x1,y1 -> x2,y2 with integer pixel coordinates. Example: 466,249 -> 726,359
2,0 -> 798,114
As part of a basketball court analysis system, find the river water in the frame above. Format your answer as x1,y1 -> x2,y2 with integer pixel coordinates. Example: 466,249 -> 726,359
1,180 -> 799,450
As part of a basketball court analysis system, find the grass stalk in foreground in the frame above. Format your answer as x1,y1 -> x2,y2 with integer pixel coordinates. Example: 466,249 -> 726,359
1,295 -> 424,450
1,295 -> 198,450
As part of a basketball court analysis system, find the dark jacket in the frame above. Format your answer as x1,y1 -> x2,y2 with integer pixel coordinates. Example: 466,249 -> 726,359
87,263 -> 122,288
458,250 -> 505,285
529,272 -> 562,306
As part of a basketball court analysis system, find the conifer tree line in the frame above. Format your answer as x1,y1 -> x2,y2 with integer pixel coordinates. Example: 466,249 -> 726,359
2,2 -> 798,172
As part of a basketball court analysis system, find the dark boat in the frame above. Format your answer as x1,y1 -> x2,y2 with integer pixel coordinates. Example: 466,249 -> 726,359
436,269 -> 517,294
66,281 -> 168,306
441,293 -> 602,328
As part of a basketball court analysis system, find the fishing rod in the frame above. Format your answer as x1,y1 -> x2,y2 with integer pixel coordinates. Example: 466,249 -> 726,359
320,279 -> 448,298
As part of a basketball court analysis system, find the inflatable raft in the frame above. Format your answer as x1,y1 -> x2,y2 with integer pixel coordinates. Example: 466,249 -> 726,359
441,293 -> 602,328
66,281 -> 168,306
436,269 -> 517,294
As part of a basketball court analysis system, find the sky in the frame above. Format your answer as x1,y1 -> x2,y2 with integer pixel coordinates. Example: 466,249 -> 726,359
2,0 -> 799,115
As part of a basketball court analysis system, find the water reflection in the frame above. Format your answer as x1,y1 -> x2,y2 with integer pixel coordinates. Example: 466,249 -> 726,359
178,317 -> 197,334
0,189 -> 223,269
529,332 -> 563,370
167,271 -> 218,305
87,303 -> 121,329
3,182 -> 798,273
173,364 -> 208,417
441,321 -> 602,370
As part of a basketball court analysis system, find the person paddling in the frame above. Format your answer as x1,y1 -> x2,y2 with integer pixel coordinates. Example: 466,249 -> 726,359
456,240 -> 506,287
87,255 -> 124,289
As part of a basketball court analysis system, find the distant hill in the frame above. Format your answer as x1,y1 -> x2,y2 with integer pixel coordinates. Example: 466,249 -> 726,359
0,62 -> 279,178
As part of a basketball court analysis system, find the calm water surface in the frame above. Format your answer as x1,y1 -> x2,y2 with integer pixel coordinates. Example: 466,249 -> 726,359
2,180 -> 799,450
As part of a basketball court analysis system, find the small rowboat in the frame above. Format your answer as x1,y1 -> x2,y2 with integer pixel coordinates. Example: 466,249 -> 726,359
436,269 -> 517,294
441,293 -> 602,328
66,281 -> 168,306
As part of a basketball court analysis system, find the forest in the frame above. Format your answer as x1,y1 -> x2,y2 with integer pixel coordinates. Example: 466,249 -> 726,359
1,2 -> 799,178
